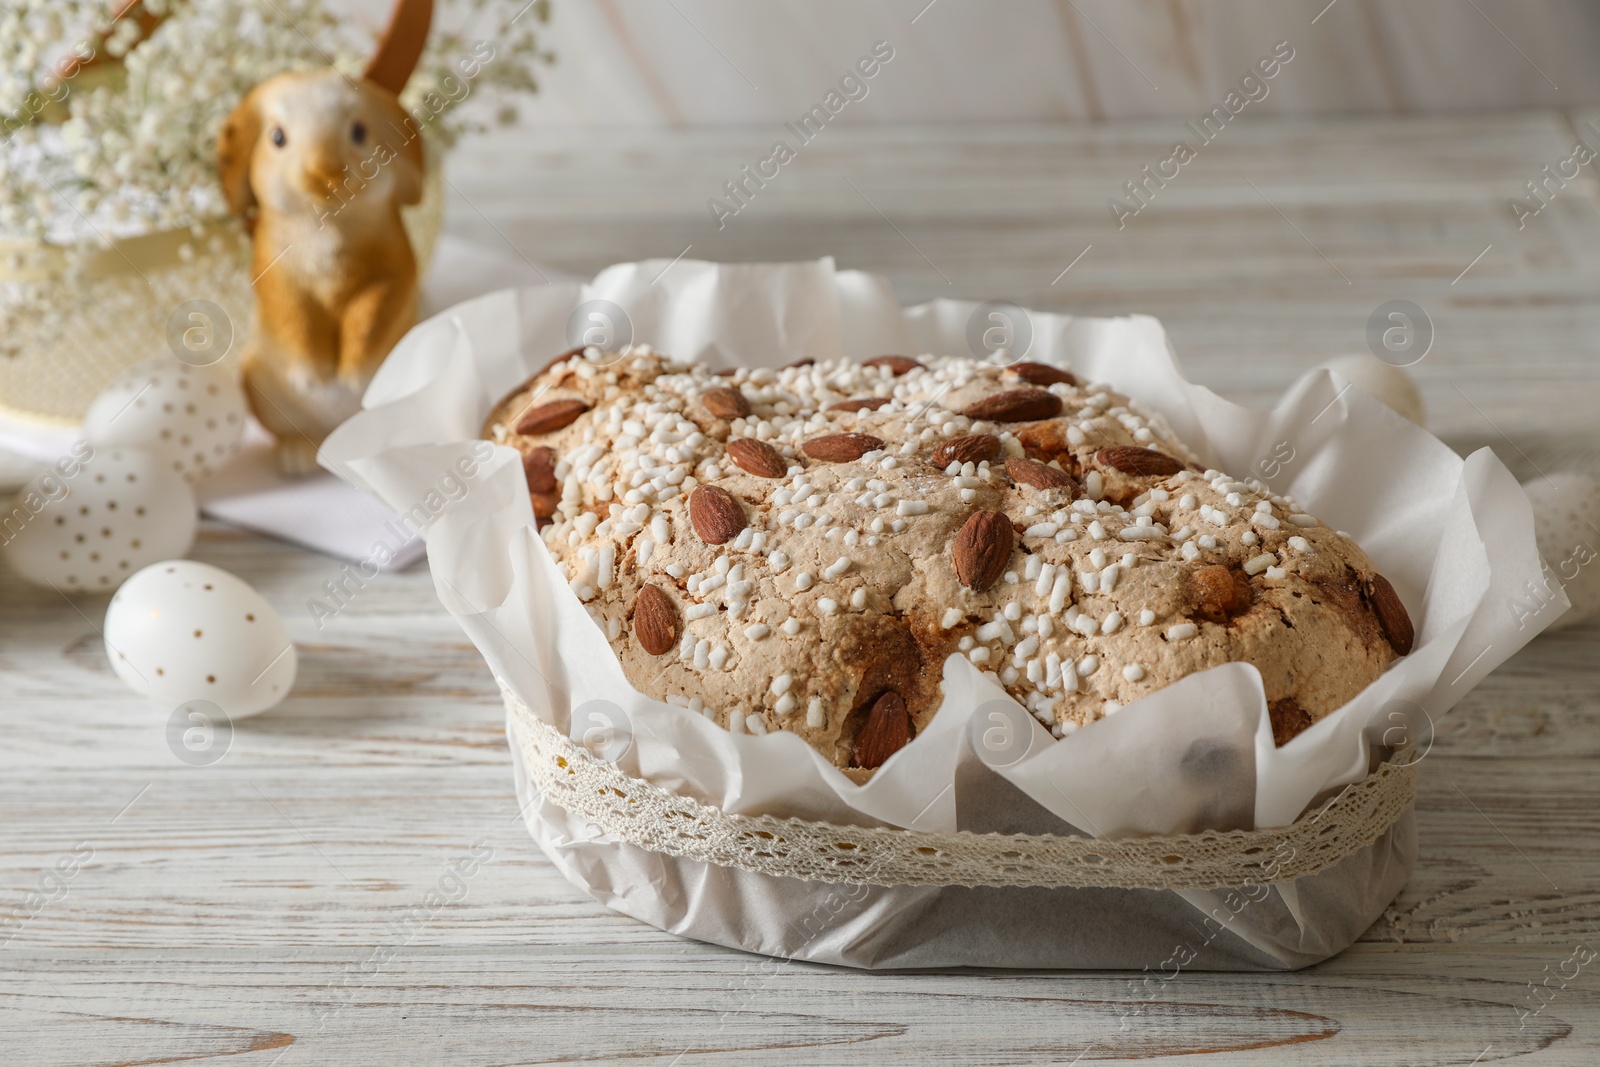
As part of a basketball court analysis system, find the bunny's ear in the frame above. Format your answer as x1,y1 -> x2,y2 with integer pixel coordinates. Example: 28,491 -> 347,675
364,0 -> 434,96
216,87 -> 262,222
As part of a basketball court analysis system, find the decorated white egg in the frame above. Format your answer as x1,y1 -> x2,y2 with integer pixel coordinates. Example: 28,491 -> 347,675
104,560 -> 296,719
1522,472 -> 1600,632
82,359 -> 247,482
1317,354 -> 1425,426
1,445 -> 197,594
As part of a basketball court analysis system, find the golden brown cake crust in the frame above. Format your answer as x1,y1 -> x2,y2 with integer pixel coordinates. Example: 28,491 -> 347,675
485,347 -> 1407,768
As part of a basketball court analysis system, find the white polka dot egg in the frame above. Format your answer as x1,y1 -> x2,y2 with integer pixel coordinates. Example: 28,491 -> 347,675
104,560 -> 296,719
82,359 -> 247,482
2,445 -> 196,593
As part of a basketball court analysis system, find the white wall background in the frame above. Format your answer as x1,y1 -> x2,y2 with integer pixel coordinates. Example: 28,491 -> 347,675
361,0 -> 1600,127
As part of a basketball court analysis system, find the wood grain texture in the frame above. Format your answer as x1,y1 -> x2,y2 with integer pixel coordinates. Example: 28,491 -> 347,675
445,112 -> 1600,452
5,116 -> 1600,1065
447,0 -> 1600,126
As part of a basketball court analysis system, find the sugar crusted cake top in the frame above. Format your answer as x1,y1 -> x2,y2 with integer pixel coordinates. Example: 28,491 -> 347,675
487,347 -> 1413,774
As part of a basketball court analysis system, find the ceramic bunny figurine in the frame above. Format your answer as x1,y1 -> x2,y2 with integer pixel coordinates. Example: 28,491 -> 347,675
217,0 -> 433,474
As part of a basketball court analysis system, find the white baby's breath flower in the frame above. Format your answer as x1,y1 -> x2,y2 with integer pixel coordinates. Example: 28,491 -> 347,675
1,0 -> 551,249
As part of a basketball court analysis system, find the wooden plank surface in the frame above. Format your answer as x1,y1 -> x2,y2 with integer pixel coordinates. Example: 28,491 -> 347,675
490,0 -> 1600,124
4,115 -> 1600,1064
444,112 -> 1600,451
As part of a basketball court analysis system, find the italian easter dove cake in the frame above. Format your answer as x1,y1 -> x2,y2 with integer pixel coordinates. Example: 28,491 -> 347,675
485,347 -> 1414,774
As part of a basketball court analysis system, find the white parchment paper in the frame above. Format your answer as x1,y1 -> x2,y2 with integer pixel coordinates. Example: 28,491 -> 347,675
323,258 -> 1558,968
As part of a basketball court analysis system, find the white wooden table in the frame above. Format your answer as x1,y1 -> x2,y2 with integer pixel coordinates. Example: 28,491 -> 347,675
4,116 -> 1599,1065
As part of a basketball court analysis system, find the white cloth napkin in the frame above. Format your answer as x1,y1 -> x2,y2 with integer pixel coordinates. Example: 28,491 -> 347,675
0,236 -> 565,566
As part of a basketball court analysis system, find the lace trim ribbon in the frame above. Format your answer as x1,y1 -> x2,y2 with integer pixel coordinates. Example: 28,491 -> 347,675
505,687 -> 1416,890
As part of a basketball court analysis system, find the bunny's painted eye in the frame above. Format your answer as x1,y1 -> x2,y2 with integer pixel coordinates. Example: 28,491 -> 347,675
351,121 -> 367,145
270,127 -> 286,148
